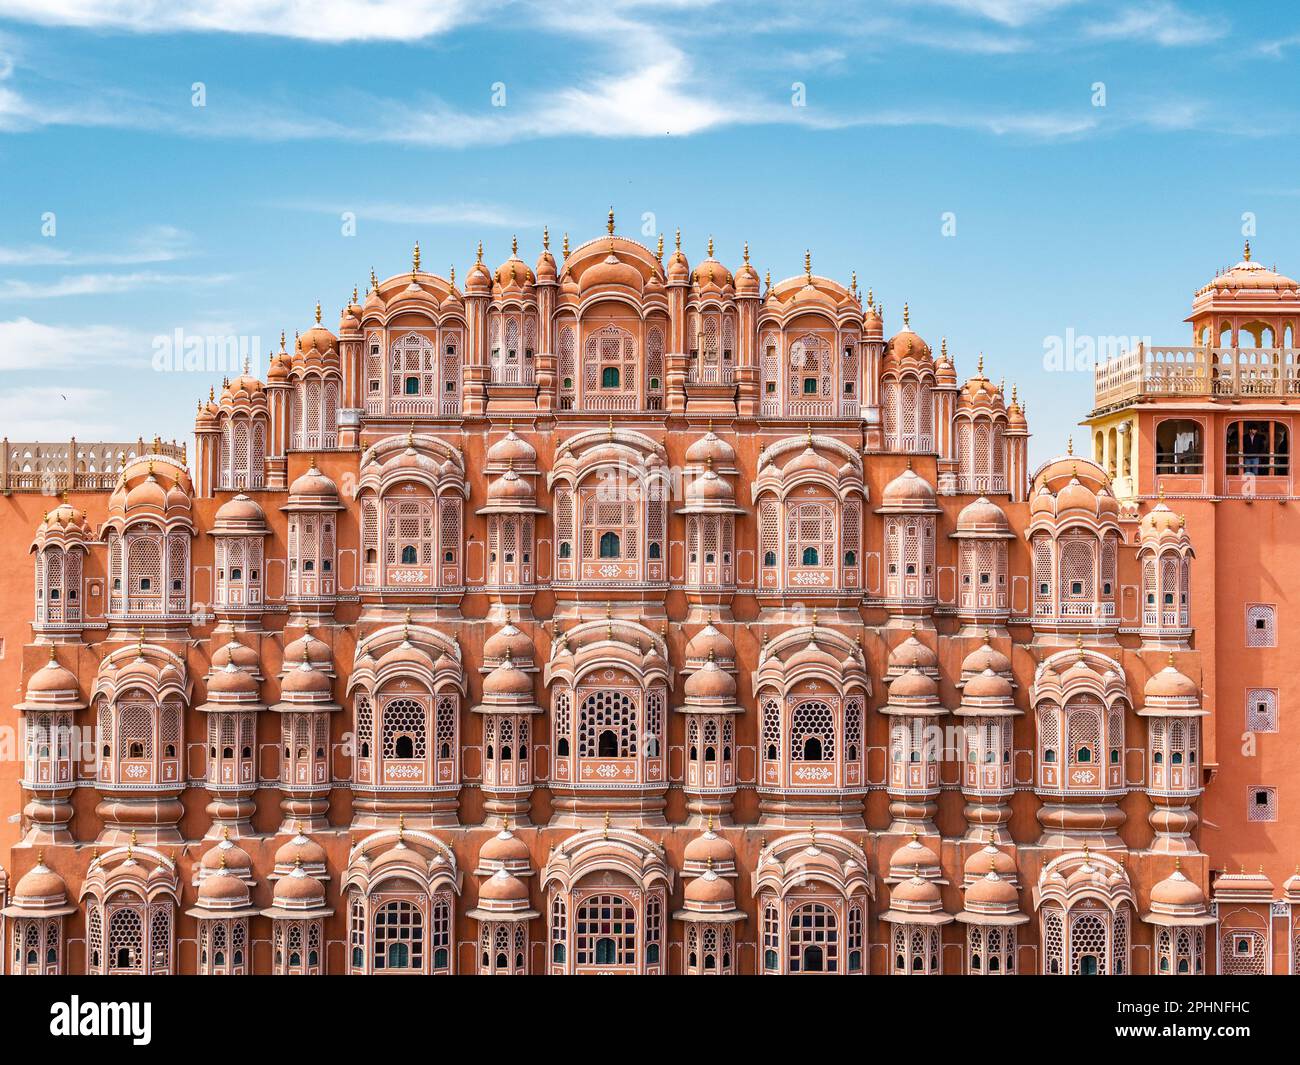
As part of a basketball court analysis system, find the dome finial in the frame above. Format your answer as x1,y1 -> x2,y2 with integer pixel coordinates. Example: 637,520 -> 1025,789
675,227 -> 681,252
314,301 -> 321,325
511,233 -> 518,256
804,249 -> 812,282
707,234 -> 714,258
412,240 -> 421,276
562,231 -> 570,257
656,233 -> 664,261
603,810 -> 611,839
977,352 -> 984,375
744,241 -> 751,264
903,301 -> 910,327
397,811 -> 405,843
1066,435 -> 1074,456
1244,239 -> 1252,261
607,206 -> 615,235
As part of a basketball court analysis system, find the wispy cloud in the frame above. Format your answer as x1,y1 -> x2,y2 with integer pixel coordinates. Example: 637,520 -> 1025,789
0,384 -> 126,438
0,1 -> 479,42
0,271 -> 232,299
0,225 -> 192,266
908,0 -> 1079,28
0,317 -> 140,370
280,200 -> 541,228
1084,1 -> 1225,47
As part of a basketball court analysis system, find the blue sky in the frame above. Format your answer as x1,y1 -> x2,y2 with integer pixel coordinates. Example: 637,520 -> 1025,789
0,0 -> 1297,462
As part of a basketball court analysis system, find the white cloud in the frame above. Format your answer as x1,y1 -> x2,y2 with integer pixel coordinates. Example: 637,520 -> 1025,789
0,225 -> 191,266
0,385 -> 126,438
0,1 -> 477,42
1084,2 -> 1225,47
909,0 -> 1079,27
0,271 -> 232,299
0,317 -> 140,370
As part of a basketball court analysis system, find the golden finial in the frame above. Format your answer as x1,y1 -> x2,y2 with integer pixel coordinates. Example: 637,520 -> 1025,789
502,815 -> 511,833
370,267 -> 378,291
129,827 -> 138,848
412,241 -> 421,275
475,240 -> 483,264
707,234 -> 714,258
706,814 -> 714,833
809,820 -> 817,846
136,626 -> 146,656
1066,435 -> 1074,456
603,811 -> 611,839
511,234 -> 518,256
1082,841 -> 1091,862
806,423 -> 814,447
562,232 -> 570,257
449,265 -> 455,286
977,352 -> 984,375
867,287 -> 874,307
744,241 -> 751,264
1243,240 -> 1251,262
804,249 -> 812,282
850,269 -> 857,293
607,414 -> 615,440
314,300 -> 322,325
1168,649 -> 1176,667
295,819 -> 303,835
607,206 -> 615,235
903,302 -> 910,327
811,605 -> 819,628
541,225 -> 550,252
397,811 -> 405,842
403,606 -> 413,640
764,268 -> 771,290
674,227 -> 681,252
656,233 -> 664,261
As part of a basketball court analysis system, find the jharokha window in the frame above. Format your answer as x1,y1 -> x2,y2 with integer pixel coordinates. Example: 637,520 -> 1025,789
1155,419 -> 1204,475
1226,420 -> 1289,476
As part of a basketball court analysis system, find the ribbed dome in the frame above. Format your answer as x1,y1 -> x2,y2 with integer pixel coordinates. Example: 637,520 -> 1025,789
13,862 -> 68,904
274,864 -> 326,904
882,466 -> 936,507
684,658 -> 737,700
685,868 -> 735,904
198,868 -> 250,904
480,867 -> 529,902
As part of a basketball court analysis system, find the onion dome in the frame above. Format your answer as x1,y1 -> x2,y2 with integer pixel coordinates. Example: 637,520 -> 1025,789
960,638 -> 1009,680
1140,655 -> 1203,717
199,830 -> 254,881
886,629 -> 938,678
486,428 -> 537,469
666,229 -> 690,283
1006,387 -> 1027,430
283,629 -> 334,675
684,863 -> 736,906
201,660 -> 261,706
1139,496 -> 1190,547
685,429 -> 737,470
684,622 -> 736,668
480,866 -> 529,903
212,636 -> 261,675
280,655 -> 334,697
964,867 -> 1020,912
284,463 -> 342,510
31,498 -> 92,548
885,666 -> 940,707
1196,242 -> 1299,295
863,294 -> 883,339
194,395 -> 218,430
212,493 -> 269,535
691,236 -> 732,290
482,655 -> 534,698
784,440 -> 841,480
580,249 -> 643,294
955,496 -> 1010,535
19,647 -> 84,710
880,873 -> 948,922
494,235 -> 536,289
1028,456 -> 1120,524
196,864 -> 252,909
486,465 -> 536,505
535,228 -> 558,283
683,819 -> 737,874
1150,863 -> 1206,911
273,827 -> 328,880
888,833 -> 942,882
960,665 -> 1014,700
297,300 -> 337,356
934,338 -> 958,387
734,243 -> 760,297
885,305 -> 933,362
483,621 -> 534,668
785,630 -> 848,675
963,836 -> 1017,882
957,354 -> 1006,410
272,861 -> 327,908
683,656 -> 738,701
880,464 -> 938,510
466,241 -> 493,295
477,822 -> 532,875
684,464 -> 737,508
6,859 -> 73,915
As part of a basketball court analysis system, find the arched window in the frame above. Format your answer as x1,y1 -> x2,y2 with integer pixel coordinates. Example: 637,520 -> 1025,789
1227,420 -> 1289,476
401,545 -> 418,564
789,902 -> 838,974
802,546 -> 819,566
1155,419 -> 1203,475
601,366 -> 620,389
599,531 -> 621,559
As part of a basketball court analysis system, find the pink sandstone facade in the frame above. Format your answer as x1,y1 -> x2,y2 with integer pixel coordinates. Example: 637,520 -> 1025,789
0,220 -> 1286,975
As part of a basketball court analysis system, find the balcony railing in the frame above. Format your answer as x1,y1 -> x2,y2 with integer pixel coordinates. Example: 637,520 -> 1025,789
1094,345 -> 1300,408
3,438 -> 186,493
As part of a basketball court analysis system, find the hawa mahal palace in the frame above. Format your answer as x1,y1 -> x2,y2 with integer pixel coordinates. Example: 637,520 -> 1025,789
0,215 -> 1293,975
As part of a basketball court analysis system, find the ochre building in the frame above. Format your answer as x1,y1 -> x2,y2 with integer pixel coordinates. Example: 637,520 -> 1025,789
0,220 -> 1280,975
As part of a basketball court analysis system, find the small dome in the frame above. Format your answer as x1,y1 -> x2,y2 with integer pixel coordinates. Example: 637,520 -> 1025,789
487,467 -> 535,503
206,660 -> 259,696
288,463 -> 339,501
479,825 -> 531,868
889,632 -> 938,674
212,638 -> 260,673
963,667 -> 1013,700
684,623 -> 735,664
482,658 -> 533,697
684,825 -> 736,867
685,868 -> 736,905
961,639 -> 1010,677
890,667 -> 938,700
274,864 -> 326,904
890,835 -> 940,878
281,658 -> 333,695
486,429 -> 537,468
579,251 -> 643,294
480,867 -> 529,903
274,830 -> 326,870
14,862 -> 68,905
966,869 -> 1019,908
685,467 -> 735,505
956,496 -> 1009,533
892,875 -> 942,906
684,658 -> 737,700
298,323 -> 337,355
1150,866 -> 1205,909
685,430 -> 736,469
483,623 -> 533,665
882,465 -> 936,508
964,841 -> 1016,881
201,835 -> 253,875
886,325 -> 932,362
283,630 -> 333,673
214,493 -> 266,525
1145,661 -> 1198,700
198,868 -> 250,904
26,653 -> 80,696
